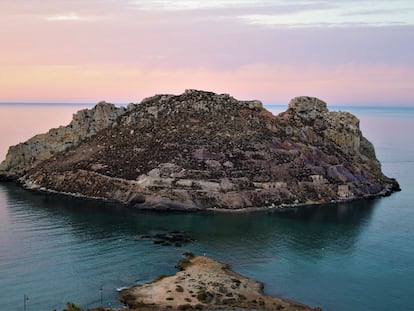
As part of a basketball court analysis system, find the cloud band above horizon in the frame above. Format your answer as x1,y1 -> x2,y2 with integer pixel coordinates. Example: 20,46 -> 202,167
1,0 -> 413,105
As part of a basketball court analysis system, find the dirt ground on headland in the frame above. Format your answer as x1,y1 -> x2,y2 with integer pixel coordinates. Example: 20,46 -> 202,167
116,253 -> 321,311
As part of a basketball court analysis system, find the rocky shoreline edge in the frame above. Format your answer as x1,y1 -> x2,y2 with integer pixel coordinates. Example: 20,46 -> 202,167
4,175 -> 398,214
106,253 -> 320,311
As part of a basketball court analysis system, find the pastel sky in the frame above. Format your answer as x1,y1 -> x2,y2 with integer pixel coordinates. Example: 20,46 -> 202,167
1,0 -> 413,105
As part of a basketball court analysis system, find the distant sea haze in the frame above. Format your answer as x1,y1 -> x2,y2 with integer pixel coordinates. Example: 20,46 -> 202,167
0,104 -> 413,310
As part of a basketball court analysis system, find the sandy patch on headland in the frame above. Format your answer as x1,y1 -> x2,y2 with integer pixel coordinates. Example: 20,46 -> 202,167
119,253 -> 321,311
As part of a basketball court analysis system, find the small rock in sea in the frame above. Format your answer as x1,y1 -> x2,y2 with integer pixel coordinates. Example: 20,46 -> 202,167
136,230 -> 195,247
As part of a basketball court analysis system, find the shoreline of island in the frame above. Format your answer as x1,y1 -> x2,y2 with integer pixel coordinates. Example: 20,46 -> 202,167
0,175 -> 398,215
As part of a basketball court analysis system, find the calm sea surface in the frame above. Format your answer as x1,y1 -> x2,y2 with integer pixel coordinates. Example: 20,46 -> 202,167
0,103 -> 413,311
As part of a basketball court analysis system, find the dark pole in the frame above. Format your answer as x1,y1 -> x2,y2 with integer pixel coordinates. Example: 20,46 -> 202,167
23,294 -> 29,311
100,286 -> 103,308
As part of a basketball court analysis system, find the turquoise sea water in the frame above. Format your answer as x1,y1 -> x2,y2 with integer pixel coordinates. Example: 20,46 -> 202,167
0,104 -> 413,310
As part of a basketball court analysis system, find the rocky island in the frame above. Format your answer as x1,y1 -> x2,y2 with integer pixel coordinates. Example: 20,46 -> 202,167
0,90 -> 400,210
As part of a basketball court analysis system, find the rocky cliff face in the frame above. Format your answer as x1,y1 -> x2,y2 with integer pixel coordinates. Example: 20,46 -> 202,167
0,101 -> 126,178
0,90 -> 400,210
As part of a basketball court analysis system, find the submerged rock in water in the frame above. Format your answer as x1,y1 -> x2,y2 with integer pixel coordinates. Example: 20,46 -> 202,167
119,253 -> 321,310
0,90 -> 400,210
137,230 -> 195,247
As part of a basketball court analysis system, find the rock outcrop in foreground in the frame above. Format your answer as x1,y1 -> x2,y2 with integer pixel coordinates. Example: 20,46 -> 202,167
0,90 -> 399,210
119,253 -> 320,311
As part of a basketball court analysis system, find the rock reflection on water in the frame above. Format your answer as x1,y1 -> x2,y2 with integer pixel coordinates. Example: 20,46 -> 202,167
2,182 -> 376,257
275,200 -> 375,225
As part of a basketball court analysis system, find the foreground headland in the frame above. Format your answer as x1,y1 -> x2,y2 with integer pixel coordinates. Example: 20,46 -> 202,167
116,253 -> 320,311
0,90 -> 399,210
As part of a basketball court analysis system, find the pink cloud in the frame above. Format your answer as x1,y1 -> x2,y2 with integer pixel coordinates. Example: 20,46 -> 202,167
0,1 -> 413,105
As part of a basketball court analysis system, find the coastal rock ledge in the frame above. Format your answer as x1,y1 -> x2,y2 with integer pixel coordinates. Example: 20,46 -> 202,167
0,90 -> 400,210
119,253 -> 321,311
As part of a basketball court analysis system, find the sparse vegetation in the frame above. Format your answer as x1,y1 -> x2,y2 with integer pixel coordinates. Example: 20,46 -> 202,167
63,301 -> 82,311
176,285 -> 184,292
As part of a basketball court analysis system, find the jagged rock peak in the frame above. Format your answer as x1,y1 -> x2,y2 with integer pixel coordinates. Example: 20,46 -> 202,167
71,101 -> 126,133
288,96 -> 328,114
140,89 -> 263,111
0,101 -> 127,178
182,89 -> 263,109
184,89 -> 217,96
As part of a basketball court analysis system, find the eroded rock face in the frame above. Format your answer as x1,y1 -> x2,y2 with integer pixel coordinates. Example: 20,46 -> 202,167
0,101 -> 126,178
0,90 -> 400,209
